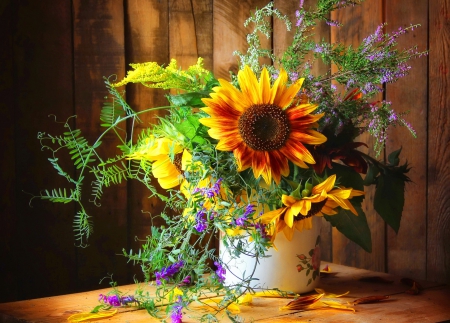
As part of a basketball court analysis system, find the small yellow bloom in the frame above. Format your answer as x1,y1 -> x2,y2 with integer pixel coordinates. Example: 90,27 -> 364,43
127,136 -> 191,189
260,174 -> 364,241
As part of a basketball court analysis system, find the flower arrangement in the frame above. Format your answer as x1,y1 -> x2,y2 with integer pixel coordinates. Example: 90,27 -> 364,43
35,0 -> 426,321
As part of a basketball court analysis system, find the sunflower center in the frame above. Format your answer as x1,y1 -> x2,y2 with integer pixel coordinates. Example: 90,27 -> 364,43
173,153 -> 183,173
238,104 -> 290,151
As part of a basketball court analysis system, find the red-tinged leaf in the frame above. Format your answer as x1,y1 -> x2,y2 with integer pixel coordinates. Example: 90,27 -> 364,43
352,295 -> 390,305
320,265 -> 338,277
280,293 -> 324,310
359,276 -> 394,284
405,282 -> 421,295
401,278 -> 423,292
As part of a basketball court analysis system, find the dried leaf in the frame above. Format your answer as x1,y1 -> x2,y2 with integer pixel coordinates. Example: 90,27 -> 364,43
359,276 -> 394,284
320,265 -> 338,277
352,295 -> 390,305
405,282 -> 421,295
280,293 -> 324,310
401,278 -> 423,294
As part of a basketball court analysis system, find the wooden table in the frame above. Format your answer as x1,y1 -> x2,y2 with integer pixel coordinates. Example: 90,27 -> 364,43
1,262 -> 449,323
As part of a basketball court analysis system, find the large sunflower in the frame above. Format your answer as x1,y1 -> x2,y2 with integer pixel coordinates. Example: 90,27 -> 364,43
199,66 -> 327,184
127,136 -> 191,189
259,174 -> 364,241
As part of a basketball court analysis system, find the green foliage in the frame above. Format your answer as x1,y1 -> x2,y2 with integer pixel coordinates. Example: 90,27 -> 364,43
324,206 -> 372,252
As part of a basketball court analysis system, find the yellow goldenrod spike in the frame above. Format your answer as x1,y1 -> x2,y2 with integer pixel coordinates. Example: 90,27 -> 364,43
67,309 -> 118,322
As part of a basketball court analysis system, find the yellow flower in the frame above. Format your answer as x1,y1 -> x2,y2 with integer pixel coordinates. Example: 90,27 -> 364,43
127,136 -> 191,189
260,174 -> 364,241
199,65 -> 326,184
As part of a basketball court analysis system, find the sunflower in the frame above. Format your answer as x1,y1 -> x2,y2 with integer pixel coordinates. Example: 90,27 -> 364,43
199,66 -> 327,184
259,174 -> 364,241
127,136 -> 192,189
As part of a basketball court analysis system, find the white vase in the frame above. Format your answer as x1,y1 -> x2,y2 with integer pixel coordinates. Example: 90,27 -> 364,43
220,216 -> 322,294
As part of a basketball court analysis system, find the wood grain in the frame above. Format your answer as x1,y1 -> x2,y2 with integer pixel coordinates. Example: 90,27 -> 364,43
72,0 -> 129,290
124,0 -> 170,282
213,0 -> 271,79
427,0 -> 450,284
11,0 -> 77,301
330,0 -> 385,272
385,0 -> 428,280
1,263 -> 448,323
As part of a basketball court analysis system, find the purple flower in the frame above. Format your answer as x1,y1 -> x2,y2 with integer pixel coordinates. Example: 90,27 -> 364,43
170,296 -> 183,323
99,294 -> 135,307
254,222 -> 269,239
234,204 -> 255,226
214,261 -> 226,283
194,208 -> 208,232
155,260 -> 184,285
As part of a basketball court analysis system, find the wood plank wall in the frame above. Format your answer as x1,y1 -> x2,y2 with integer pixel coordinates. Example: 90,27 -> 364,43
1,0 -> 448,303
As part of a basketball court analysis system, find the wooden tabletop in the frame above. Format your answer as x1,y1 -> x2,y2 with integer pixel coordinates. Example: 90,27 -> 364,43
1,262 -> 449,323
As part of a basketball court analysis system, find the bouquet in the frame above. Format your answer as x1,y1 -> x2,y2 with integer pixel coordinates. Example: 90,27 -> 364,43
34,0 -> 426,321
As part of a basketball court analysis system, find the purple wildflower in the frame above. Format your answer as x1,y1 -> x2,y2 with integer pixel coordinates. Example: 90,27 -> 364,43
325,19 -> 340,27
234,204 -> 255,226
194,208 -> 208,232
99,294 -> 122,307
170,296 -> 183,323
214,261 -> 226,283
155,260 -> 184,285
254,222 -> 269,239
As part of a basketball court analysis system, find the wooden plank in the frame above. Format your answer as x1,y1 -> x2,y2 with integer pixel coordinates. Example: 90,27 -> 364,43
330,0 -> 385,272
11,0 -> 77,301
0,0 -> 17,302
72,0 -> 129,291
123,0 -> 170,282
169,0 -> 213,70
385,0 -> 428,280
1,263 -> 448,323
427,0 -> 450,284
213,0 -> 272,79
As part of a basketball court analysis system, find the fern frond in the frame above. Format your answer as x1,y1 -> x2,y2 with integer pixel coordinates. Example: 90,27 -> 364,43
100,101 -> 126,127
73,210 -> 93,247
40,188 -> 78,204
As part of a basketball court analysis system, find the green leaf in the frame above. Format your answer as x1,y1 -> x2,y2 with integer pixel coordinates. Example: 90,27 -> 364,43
374,172 -> 405,233
363,164 -> 380,186
324,206 -> 372,252
388,147 -> 402,166
169,92 -> 208,107
174,116 -> 208,145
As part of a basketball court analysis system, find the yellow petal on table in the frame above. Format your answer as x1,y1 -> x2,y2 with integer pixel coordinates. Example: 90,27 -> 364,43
236,293 -> 253,304
315,300 -> 356,312
252,290 -> 299,298
196,297 -> 241,314
67,309 -> 118,322
315,288 -> 350,298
